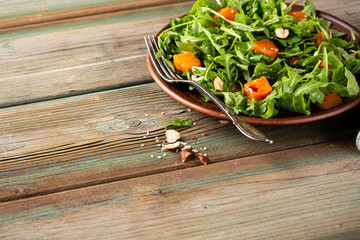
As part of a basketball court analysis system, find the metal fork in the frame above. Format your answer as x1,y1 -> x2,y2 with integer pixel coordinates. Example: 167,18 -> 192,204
144,35 -> 273,144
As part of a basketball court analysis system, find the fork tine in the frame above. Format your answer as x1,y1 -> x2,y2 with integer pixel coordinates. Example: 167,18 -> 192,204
150,36 -> 182,80
144,36 -> 171,82
147,36 -> 178,81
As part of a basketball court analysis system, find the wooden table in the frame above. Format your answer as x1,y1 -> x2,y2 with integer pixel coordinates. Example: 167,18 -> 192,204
0,0 -> 359,239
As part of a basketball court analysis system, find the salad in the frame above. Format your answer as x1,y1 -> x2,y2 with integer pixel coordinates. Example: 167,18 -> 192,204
157,0 -> 360,118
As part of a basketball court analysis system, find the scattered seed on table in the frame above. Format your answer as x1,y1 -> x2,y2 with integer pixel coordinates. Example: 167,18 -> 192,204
157,156 -> 162,159
161,112 -> 165,115
140,144 -> 144,147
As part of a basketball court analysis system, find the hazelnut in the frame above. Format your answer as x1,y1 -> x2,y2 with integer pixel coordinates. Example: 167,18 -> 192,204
163,141 -> 181,150
196,153 -> 209,165
165,129 -> 180,143
213,76 -> 224,91
275,28 -> 289,39
181,148 -> 193,163
191,74 -> 204,82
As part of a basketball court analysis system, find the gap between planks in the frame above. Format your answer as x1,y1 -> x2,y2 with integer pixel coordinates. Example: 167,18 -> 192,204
0,137 -> 354,204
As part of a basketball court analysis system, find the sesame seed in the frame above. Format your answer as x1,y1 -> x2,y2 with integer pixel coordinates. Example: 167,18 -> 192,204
163,153 -> 167,156
151,155 -> 154,158
157,144 -> 162,147
193,122 -> 196,125
140,144 -> 144,147
161,112 -> 165,115
143,136 -> 147,138
126,126 -> 130,129
203,147 -> 207,150
157,156 -> 162,159
156,139 -> 160,142
145,114 -> 149,116
188,108 -> 192,112
146,131 -> 149,135
204,153 -> 207,157
155,136 -> 159,139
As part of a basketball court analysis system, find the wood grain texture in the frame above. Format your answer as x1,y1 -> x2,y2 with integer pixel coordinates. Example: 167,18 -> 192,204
0,82 -> 359,202
0,0 -> 359,107
0,0 -> 194,29
0,3 -> 194,107
0,0 -> 360,239
0,138 -> 359,239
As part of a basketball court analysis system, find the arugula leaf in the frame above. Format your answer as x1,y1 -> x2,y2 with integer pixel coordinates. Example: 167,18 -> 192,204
165,118 -> 193,130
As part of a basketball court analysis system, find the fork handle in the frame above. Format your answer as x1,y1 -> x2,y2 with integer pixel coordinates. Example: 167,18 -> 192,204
188,81 -> 273,144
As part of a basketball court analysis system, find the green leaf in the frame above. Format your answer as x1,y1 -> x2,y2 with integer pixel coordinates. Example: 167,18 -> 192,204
165,118 -> 193,130
344,67 -> 360,96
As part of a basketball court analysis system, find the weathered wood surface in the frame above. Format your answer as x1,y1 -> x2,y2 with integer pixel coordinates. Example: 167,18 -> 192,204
0,83 -> 359,202
1,138 -> 359,239
0,0 -> 360,239
0,0 -> 358,107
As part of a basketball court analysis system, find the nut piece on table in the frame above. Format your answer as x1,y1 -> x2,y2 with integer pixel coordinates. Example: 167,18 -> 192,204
275,28 -> 289,39
181,148 -> 193,163
166,129 -> 180,143
163,141 -> 181,150
213,76 -> 224,91
196,153 -> 209,165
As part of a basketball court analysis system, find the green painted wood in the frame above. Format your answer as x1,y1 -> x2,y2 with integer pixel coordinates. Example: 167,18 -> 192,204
0,3 -> 194,107
0,82 -> 359,201
0,138 -> 359,239
0,0 -> 193,20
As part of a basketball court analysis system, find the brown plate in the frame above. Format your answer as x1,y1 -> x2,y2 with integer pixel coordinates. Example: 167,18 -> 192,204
146,4 -> 360,125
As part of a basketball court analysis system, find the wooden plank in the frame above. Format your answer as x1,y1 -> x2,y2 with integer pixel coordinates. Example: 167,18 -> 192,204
0,0 -> 359,107
0,0 -> 194,32
0,3 -> 193,107
0,82 -> 359,201
0,138 -> 359,239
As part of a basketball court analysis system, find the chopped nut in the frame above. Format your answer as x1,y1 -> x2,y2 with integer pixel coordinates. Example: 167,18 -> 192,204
181,148 -> 193,163
213,76 -> 224,91
191,74 -> 204,82
275,28 -> 289,39
163,141 -> 181,150
196,153 -> 209,165
191,136 -> 198,140
182,145 -> 192,150
202,133 -> 207,136
166,129 -> 180,143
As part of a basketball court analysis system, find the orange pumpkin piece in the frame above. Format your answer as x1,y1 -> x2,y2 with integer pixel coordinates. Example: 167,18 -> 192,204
253,39 -> 279,60
315,30 -> 329,45
213,7 -> 239,26
316,93 -> 343,110
288,11 -> 309,21
244,76 -> 273,101
173,52 -> 201,73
